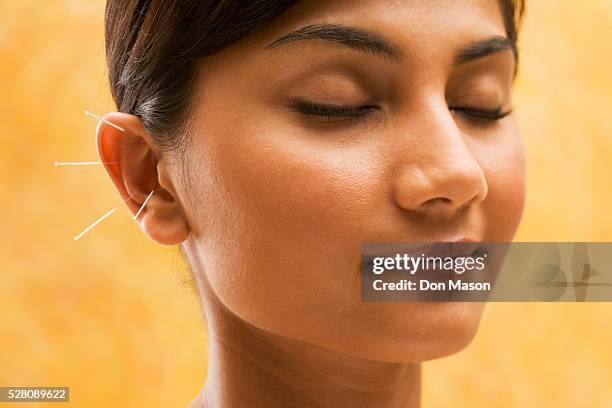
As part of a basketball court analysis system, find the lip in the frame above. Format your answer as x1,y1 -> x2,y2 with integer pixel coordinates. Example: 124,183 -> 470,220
360,237 -> 489,280
362,236 -> 483,259
362,245 -> 483,286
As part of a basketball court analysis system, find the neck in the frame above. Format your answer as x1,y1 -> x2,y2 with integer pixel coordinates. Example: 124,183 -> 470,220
185,245 -> 421,408
192,289 -> 420,408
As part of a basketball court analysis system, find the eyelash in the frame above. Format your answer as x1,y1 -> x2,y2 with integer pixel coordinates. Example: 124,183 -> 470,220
449,106 -> 513,121
292,100 -> 512,124
291,100 -> 379,124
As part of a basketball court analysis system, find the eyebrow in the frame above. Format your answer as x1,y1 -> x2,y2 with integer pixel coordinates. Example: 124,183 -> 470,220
266,23 -> 516,66
266,23 -> 403,63
454,36 -> 516,66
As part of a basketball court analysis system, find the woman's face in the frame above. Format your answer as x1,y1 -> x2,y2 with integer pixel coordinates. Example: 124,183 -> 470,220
177,0 -> 525,362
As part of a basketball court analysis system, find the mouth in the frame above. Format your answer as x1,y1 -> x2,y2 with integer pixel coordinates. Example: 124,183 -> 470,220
362,236 -> 483,257
361,237 -> 487,275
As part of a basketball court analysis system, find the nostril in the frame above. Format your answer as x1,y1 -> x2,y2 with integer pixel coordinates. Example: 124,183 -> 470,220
420,196 -> 452,209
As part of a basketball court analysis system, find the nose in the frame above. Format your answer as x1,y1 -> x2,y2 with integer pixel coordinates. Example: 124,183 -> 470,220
392,109 -> 488,217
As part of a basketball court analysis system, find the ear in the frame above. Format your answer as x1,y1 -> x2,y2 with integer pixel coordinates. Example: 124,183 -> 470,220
96,112 -> 190,245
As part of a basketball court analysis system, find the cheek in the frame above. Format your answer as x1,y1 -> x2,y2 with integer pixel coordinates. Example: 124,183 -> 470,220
187,124 -> 384,340
478,120 -> 526,240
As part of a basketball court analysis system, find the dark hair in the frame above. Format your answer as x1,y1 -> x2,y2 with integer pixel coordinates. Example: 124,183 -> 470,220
105,0 -> 524,152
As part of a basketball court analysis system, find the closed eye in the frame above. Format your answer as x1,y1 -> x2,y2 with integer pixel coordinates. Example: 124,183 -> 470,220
450,106 -> 513,121
290,99 -> 379,123
290,99 -> 511,125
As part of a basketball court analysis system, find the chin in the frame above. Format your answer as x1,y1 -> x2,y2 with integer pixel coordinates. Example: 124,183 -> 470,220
330,301 -> 486,363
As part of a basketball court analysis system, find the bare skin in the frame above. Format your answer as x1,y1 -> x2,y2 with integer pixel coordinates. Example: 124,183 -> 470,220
185,247 -> 421,408
98,0 -> 525,407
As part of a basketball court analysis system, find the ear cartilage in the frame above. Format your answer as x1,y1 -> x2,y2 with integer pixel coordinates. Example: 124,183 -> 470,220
73,208 -> 117,241
53,161 -> 119,166
84,110 -> 126,132
133,190 -> 155,220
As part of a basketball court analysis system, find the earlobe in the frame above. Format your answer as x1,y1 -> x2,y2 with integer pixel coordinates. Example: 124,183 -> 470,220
138,190 -> 191,245
95,112 -> 191,245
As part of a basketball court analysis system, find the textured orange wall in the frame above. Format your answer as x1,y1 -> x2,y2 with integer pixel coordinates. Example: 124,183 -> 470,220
1,1 -> 611,407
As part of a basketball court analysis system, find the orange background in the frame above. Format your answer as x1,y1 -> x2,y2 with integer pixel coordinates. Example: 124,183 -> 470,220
1,1 -> 611,407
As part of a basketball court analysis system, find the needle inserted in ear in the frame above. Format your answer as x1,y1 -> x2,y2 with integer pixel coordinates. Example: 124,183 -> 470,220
133,190 -> 155,220
54,161 -> 119,166
73,208 -> 116,241
72,195 -> 133,241
84,110 -> 126,132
